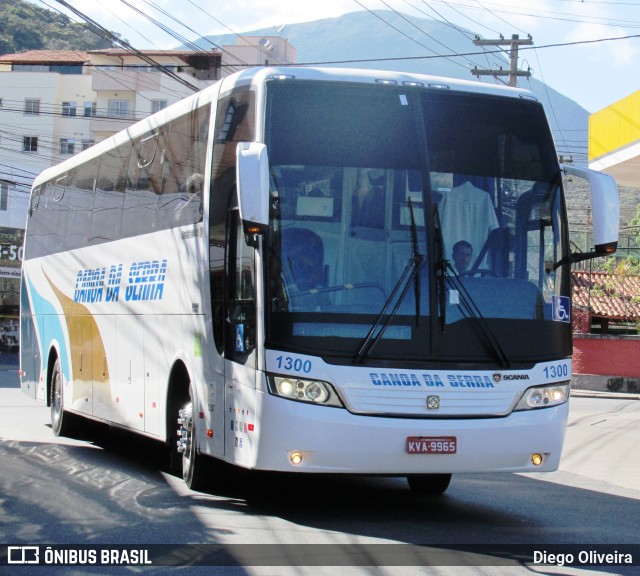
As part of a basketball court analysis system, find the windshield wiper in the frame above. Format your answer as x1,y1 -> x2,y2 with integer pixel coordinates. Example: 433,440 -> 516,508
433,206 -> 511,369
355,199 -> 425,363
409,198 -> 422,326
433,206 -> 448,334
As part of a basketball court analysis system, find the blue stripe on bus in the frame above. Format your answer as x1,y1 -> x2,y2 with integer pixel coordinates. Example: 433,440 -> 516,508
26,273 -> 70,382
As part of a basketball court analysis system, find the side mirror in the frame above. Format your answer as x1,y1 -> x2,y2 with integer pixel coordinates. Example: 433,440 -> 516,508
236,142 -> 270,233
563,165 -> 619,261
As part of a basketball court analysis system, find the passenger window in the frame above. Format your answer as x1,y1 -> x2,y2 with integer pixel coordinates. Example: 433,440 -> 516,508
225,210 -> 256,367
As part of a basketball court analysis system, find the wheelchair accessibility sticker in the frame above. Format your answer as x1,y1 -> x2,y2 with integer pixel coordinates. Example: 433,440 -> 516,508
552,295 -> 571,323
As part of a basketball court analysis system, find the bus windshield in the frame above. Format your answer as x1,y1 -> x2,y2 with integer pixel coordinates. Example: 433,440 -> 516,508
265,80 -> 569,365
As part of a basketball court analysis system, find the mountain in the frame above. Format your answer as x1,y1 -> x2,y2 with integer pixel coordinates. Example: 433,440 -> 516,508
0,0 -> 113,53
194,10 -> 588,166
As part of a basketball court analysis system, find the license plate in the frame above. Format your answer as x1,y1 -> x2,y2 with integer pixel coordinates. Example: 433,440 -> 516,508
406,436 -> 457,454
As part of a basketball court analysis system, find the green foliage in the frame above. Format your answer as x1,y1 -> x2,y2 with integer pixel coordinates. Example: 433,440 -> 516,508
630,203 -> 640,246
0,0 -> 113,53
604,256 -> 640,276
601,254 -> 640,335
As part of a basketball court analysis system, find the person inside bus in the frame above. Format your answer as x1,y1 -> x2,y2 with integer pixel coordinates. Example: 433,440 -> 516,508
452,240 -> 473,274
351,169 -> 385,229
279,227 -> 330,311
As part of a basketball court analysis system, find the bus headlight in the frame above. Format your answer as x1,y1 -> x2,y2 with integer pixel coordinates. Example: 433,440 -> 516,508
514,383 -> 570,411
268,376 -> 344,407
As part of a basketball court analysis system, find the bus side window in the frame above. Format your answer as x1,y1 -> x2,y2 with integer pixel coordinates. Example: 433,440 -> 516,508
161,106 -> 210,228
225,209 -> 256,366
41,174 -> 69,255
91,143 -> 129,244
65,163 -> 96,250
25,185 -> 45,258
121,130 -> 166,237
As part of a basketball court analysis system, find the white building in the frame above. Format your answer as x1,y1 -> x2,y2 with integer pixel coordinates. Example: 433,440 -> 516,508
0,37 -> 296,314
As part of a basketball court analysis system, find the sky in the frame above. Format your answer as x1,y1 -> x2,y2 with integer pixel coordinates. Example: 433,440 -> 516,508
36,0 -> 640,113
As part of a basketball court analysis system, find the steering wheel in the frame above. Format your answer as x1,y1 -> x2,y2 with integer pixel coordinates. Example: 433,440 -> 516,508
460,269 -> 499,278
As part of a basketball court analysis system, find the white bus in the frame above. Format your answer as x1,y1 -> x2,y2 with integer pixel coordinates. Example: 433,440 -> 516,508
20,67 -> 619,494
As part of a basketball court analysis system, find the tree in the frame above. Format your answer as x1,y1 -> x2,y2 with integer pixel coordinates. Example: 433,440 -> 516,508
630,203 -> 640,247
0,0 -> 113,54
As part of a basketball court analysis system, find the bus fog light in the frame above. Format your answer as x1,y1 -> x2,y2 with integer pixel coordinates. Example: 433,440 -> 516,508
531,453 -> 543,466
289,451 -> 303,465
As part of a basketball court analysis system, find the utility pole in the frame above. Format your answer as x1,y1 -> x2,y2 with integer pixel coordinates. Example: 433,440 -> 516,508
471,34 -> 533,87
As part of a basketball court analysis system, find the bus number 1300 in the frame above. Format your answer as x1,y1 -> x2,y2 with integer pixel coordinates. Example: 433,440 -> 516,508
276,356 -> 312,374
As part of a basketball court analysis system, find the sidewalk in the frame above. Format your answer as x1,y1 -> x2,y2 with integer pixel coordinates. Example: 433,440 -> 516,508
571,373 -> 639,396
571,388 -> 640,400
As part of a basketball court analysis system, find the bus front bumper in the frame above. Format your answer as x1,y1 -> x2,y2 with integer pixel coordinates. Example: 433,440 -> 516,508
244,391 -> 569,474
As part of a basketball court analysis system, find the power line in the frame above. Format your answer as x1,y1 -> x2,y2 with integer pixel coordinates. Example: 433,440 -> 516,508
284,32 -> 640,66
118,0 -> 204,53
373,0 -> 482,70
351,1 -> 471,70
470,0 -> 529,35
429,0 -> 640,29
42,0 -> 202,92
140,0 -> 251,73
181,0 -> 288,68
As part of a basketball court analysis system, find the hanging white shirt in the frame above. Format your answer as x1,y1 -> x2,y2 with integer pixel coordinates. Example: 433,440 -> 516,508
439,181 -> 499,266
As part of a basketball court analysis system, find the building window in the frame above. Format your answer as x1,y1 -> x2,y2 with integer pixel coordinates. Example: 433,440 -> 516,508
84,102 -> 97,117
62,101 -> 77,116
151,99 -> 168,114
23,136 -> 38,152
14,64 -> 48,72
49,64 -> 83,75
25,99 -> 40,115
108,99 -> 130,118
81,139 -> 95,151
0,181 -> 8,211
60,138 -> 75,155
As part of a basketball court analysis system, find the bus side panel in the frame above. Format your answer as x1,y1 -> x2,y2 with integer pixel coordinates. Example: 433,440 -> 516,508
113,314 -> 145,431
93,315 -> 115,422
21,267 -> 72,403
198,315 -> 225,459
222,361 -> 258,467
19,277 -> 40,399
47,272 -> 114,418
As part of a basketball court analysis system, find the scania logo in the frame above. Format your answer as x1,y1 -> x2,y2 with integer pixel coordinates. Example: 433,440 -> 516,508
492,373 -> 502,383
426,395 -> 440,410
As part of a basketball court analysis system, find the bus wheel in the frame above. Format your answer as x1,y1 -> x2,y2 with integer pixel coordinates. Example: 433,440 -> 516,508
177,391 -> 208,491
50,358 -> 74,437
406,473 -> 451,495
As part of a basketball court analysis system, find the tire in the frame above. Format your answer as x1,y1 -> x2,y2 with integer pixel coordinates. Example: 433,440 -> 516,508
177,387 -> 210,491
407,473 -> 452,495
50,358 -> 74,437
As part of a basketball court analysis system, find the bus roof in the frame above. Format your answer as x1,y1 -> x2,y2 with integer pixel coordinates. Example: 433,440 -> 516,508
227,65 -> 537,101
